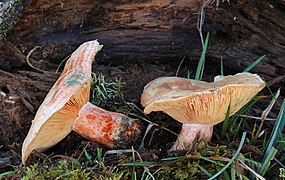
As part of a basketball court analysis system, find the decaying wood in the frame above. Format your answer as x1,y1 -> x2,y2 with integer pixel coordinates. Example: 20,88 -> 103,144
1,0 -> 284,81
0,70 -> 57,147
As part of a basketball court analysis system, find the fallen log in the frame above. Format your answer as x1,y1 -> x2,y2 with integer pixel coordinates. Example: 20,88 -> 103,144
1,0 -> 284,81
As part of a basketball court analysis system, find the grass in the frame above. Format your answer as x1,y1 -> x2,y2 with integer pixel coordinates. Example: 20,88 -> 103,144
195,32 -> 210,80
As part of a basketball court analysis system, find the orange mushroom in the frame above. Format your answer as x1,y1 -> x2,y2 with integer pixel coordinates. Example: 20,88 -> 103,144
73,102 -> 140,148
22,40 -> 103,164
141,72 -> 265,150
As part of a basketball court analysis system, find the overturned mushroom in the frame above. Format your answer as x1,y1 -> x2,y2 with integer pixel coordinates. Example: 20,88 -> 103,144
73,102 -> 140,148
22,40 -> 103,164
141,72 -> 265,150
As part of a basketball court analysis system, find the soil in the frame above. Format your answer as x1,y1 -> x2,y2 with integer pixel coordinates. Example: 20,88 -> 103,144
0,0 -> 284,178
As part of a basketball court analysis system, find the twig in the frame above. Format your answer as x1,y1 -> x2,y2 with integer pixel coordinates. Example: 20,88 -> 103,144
0,70 -> 14,77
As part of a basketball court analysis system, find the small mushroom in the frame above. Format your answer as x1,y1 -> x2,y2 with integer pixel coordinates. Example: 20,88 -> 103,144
141,72 -> 265,150
72,102 -> 141,148
22,40 -> 103,164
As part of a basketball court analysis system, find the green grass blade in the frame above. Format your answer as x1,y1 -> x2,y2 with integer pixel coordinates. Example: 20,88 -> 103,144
273,100 -> 285,147
220,101 -> 231,140
195,32 -> 210,80
264,99 -> 285,159
131,147 -> 137,180
242,55 -> 266,72
197,153 -> 225,167
223,170 -> 231,180
83,147 -> 92,165
259,147 -> 278,176
230,163 -> 236,180
197,164 -> 212,177
119,162 -> 157,167
0,170 -> 16,177
161,156 -> 184,161
209,132 -> 247,180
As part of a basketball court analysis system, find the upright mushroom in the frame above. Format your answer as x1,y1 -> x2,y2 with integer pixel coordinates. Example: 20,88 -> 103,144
22,40 -> 103,164
73,102 -> 140,148
141,72 -> 265,150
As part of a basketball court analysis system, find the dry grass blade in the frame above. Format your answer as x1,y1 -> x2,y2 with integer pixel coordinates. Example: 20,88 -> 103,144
139,124 -> 154,150
238,160 -> 265,180
240,115 -> 276,121
255,88 -> 280,140
274,157 -> 285,169
104,149 -> 143,162
175,56 -> 185,77
26,46 -> 46,73
55,54 -> 71,74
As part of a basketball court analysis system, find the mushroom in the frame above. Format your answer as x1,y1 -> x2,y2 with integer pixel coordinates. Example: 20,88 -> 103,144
72,102 -> 140,148
22,40 -> 103,164
141,72 -> 265,150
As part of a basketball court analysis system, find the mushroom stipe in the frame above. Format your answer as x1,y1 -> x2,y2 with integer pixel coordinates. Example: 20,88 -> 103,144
73,102 -> 141,148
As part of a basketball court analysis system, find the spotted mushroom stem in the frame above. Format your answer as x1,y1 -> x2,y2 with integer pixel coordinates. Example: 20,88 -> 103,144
72,102 -> 141,148
170,124 -> 213,151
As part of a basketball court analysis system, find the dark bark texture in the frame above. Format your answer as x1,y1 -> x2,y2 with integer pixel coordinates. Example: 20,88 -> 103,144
0,0 -> 284,79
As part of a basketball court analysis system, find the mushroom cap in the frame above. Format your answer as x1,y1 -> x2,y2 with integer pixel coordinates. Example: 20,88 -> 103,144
22,40 -> 103,164
141,72 -> 265,125
72,102 -> 140,148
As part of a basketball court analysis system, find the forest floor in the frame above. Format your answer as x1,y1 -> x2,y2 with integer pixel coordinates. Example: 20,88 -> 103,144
0,49 -> 284,179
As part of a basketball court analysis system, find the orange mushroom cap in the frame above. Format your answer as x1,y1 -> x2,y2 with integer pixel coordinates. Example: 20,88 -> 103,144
141,72 -> 265,125
22,40 -> 103,164
72,102 -> 140,148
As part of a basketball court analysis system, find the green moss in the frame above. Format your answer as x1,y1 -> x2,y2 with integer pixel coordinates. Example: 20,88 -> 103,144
22,161 -> 91,180
90,73 -> 130,113
156,161 -> 199,180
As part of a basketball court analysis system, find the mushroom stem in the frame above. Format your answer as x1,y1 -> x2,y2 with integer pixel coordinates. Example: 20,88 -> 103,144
171,124 -> 213,151
72,102 -> 141,148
